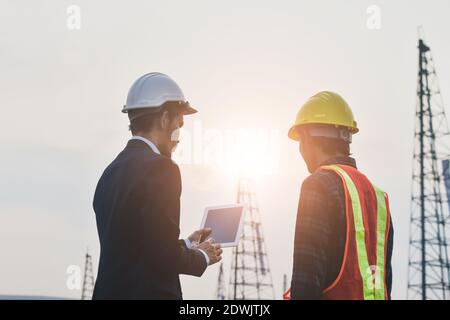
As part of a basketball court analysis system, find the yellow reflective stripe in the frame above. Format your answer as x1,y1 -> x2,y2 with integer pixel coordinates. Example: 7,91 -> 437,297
374,186 -> 388,300
321,165 -> 374,300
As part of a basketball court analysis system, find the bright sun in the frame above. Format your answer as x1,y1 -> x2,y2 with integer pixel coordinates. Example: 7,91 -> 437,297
219,130 -> 279,178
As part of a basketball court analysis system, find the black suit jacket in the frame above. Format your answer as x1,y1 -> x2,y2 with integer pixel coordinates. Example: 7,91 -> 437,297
92,139 -> 207,300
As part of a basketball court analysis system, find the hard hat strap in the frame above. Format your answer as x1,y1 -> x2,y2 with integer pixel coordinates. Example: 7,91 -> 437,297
127,106 -> 165,121
304,125 -> 352,143
127,101 -> 190,121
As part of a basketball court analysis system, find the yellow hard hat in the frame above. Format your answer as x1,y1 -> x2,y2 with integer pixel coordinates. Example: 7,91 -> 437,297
288,91 -> 359,141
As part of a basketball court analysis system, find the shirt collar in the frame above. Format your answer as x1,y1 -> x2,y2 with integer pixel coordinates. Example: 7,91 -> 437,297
319,156 -> 357,169
130,136 -> 161,155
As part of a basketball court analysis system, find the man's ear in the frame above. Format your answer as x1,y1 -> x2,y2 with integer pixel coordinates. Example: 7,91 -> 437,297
160,110 -> 170,130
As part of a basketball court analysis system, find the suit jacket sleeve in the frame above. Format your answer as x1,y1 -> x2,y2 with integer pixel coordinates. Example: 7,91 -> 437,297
138,157 -> 207,277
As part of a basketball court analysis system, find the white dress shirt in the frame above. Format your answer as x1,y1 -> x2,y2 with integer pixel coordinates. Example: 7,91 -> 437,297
131,135 -> 161,154
130,136 -> 210,265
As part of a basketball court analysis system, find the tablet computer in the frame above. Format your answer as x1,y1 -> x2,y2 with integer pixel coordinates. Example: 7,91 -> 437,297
200,204 -> 245,247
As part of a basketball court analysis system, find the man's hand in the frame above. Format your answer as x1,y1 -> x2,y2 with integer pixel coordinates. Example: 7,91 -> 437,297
197,238 -> 223,265
188,228 -> 212,244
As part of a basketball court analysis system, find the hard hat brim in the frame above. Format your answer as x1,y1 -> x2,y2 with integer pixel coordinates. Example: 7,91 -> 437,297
124,101 -> 198,119
183,104 -> 198,115
288,126 -> 301,141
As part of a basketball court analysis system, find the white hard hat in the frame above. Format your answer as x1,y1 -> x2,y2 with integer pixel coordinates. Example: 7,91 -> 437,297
122,72 -> 197,115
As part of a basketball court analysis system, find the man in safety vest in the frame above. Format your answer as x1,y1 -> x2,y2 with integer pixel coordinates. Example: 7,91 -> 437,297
286,91 -> 394,300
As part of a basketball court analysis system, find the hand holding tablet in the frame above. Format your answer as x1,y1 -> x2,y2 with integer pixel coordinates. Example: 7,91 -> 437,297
200,204 -> 245,247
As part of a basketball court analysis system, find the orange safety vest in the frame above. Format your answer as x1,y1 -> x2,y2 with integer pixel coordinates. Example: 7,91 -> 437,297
284,164 -> 391,300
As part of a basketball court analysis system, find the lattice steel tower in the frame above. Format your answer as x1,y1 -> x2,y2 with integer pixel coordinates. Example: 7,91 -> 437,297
229,178 -> 275,300
216,263 -> 226,300
81,251 -> 95,300
408,29 -> 450,300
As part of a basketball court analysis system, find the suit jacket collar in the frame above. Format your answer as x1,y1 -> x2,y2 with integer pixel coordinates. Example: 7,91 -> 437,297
126,139 -> 153,150
130,136 -> 160,154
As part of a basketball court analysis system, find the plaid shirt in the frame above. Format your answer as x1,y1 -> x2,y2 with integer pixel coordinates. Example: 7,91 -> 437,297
290,156 -> 393,300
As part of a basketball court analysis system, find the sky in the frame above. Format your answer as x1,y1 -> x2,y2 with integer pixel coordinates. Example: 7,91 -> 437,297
1,0 -> 450,300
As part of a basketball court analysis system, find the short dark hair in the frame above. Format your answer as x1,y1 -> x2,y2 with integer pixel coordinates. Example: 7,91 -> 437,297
128,104 -> 181,135
310,136 -> 351,156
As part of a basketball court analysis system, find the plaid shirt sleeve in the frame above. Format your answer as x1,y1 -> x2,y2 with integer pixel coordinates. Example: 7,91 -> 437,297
291,174 -> 333,300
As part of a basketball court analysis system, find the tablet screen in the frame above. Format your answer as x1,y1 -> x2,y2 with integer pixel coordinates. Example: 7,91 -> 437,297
201,205 -> 244,246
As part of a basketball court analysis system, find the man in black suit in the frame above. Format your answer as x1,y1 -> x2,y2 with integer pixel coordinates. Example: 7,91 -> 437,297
93,73 -> 222,300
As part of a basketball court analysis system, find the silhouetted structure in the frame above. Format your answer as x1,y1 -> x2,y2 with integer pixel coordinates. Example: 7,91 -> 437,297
408,28 -> 450,300
216,263 -> 226,300
229,178 -> 274,300
81,251 -> 95,300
